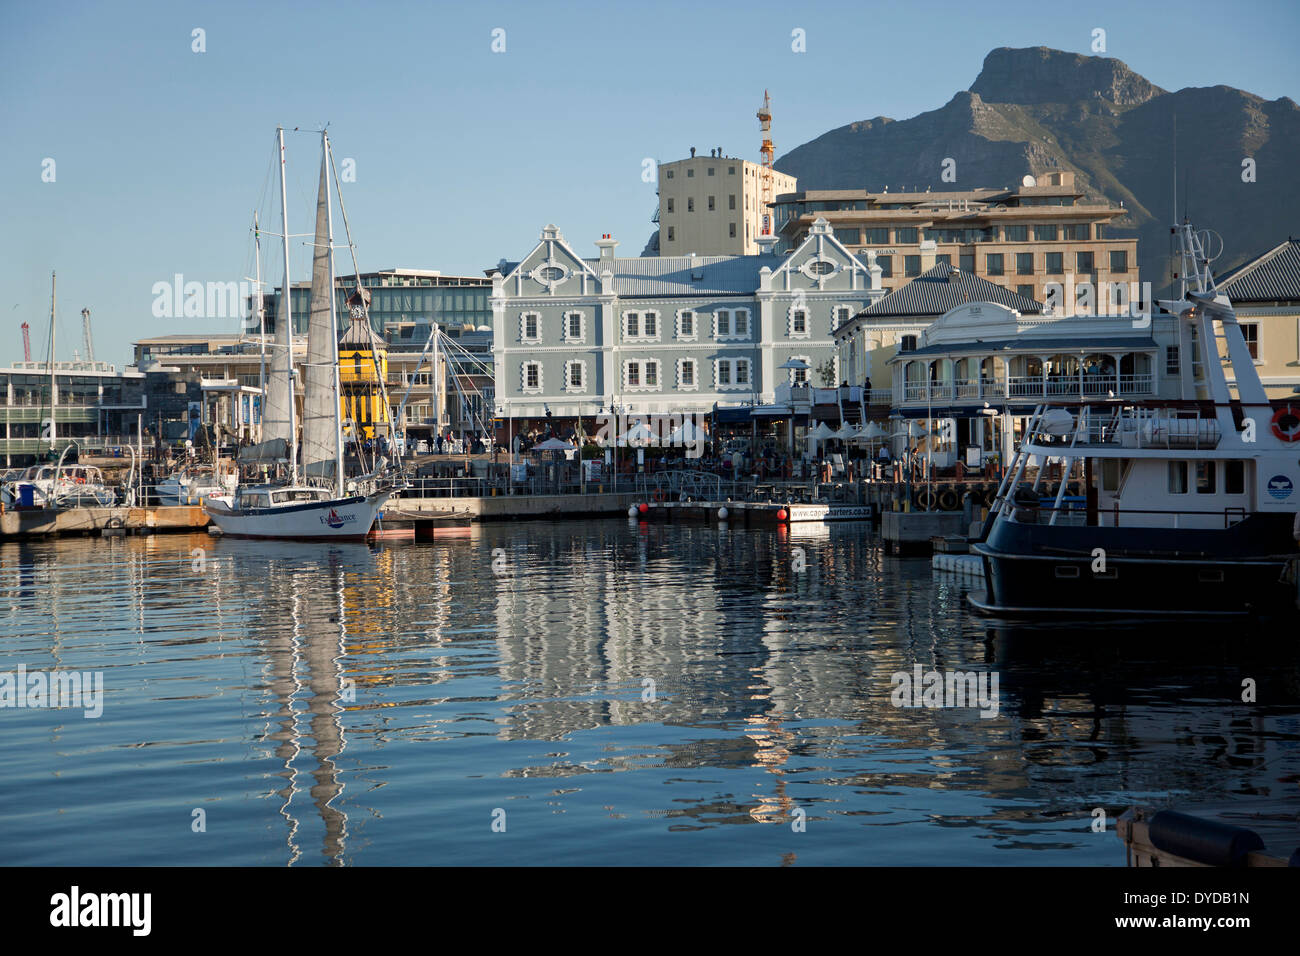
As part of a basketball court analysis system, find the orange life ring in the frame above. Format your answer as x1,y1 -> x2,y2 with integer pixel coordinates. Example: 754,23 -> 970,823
652,489 -> 665,503
75,477 -> 86,484
1270,405 -> 1300,442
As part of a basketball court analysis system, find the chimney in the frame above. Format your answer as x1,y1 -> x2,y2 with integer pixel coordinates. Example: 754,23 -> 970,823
948,266 -> 961,284
595,233 -> 618,262
919,239 -> 937,272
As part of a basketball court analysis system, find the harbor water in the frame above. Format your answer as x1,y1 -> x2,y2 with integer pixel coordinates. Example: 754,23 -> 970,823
2,520 -> 1297,866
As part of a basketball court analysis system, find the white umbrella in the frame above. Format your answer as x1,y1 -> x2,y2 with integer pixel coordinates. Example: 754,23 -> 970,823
622,421 -> 657,446
533,437 -> 575,451
779,357 -> 811,371
832,424 -> 859,441
810,422 -> 836,440
861,421 -> 888,439
668,420 -> 709,444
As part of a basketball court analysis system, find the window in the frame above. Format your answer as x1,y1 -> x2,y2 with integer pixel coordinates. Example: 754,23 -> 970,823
791,360 -> 808,385
862,227 -> 889,244
717,361 -> 731,386
523,361 -> 541,392
567,362 -> 584,389
791,310 -> 807,335
644,312 -> 657,337
687,198 -> 694,212
834,228 -> 860,244
1064,223 -> 1090,241
717,310 -> 730,336
905,255 -> 921,276
1166,345 -> 1180,375
729,194 -> 736,210
733,310 -> 749,337
708,196 -> 715,211
687,168 -> 694,177
900,334 -> 917,352
1005,225 -> 1028,242
680,359 -> 696,388
1110,250 -> 1128,273
1045,252 -> 1064,274
665,170 -> 674,179
564,311 -> 583,342
986,253 -> 1004,276
521,312 -> 541,343
1225,460 -> 1245,495
895,227 -> 918,244
1242,323 -> 1258,359
707,167 -> 715,176
678,310 -> 695,339
1017,284 -> 1035,299
1016,252 -> 1034,275
735,359 -> 750,385
729,222 -> 737,238
936,254 -> 951,267
627,362 -> 640,387
626,312 -> 639,337
667,226 -> 675,241
1035,225 -> 1059,242
1076,251 -> 1095,274
729,166 -> 736,174
666,198 -> 674,213
1101,459 -> 1121,491
645,360 -> 659,387
1195,461 -> 1216,494
877,255 -> 893,277
960,253 -> 975,273
1168,461 -> 1189,494
833,306 -> 851,330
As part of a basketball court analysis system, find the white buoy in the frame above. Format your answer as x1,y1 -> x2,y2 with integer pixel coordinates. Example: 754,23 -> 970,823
718,506 -> 729,520
628,505 -> 638,517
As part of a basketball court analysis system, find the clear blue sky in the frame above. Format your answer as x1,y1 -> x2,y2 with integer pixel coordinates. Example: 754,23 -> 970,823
2,0 -> 1296,366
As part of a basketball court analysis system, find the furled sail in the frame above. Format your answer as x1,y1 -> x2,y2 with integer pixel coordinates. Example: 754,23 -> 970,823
262,284 -> 294,444
301,148 -> 338,481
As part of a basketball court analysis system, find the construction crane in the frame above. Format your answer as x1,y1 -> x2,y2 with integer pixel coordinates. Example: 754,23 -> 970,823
80,307 -> 95,363
20,321 -> 31,362
757,90 -> 775,236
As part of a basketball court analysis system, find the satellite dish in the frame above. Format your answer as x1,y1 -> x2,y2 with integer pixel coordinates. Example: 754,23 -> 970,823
1021,175 -> 1037,188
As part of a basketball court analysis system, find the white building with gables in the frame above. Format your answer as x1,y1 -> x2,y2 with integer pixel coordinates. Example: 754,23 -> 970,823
491,218 -> 887,430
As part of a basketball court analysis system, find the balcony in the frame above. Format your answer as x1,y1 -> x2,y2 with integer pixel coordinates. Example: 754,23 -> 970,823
899,373 -> 1154,405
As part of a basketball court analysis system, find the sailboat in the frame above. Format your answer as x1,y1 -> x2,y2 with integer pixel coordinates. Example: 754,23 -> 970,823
204,128 -> 396,540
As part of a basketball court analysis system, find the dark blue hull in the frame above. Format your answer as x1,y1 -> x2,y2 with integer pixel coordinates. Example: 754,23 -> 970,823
971,514 -> 1298,618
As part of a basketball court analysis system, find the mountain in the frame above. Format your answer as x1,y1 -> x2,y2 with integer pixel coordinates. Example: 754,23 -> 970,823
774,47 -> 1300,290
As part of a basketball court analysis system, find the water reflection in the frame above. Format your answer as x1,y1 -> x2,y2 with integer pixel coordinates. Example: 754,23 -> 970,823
0,521 -> 1297,866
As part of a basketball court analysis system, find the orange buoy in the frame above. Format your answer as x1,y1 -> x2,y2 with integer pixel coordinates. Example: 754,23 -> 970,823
638,502 -> 649,514
776,508 -> 788,521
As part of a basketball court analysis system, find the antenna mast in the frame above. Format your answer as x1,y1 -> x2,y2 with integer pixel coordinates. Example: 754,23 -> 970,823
81,308 -> 94,363
21,322 -> 30,363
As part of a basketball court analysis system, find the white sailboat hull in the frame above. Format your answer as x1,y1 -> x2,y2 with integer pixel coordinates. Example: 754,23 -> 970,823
203,490 -> 392,540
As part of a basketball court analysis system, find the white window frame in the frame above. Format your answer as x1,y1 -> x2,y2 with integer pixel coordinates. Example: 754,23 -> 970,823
714,307 -> 749,341
715,309 -> 730,338
714,357 -> 750,391
624,310 -> 659,343
562,311 -> 586,344
562,359 -> 587,393
520,311 -> 542,344
734,357 -> 751,387
675,308 -> 697,342
677,357 -> 699,391
521,361 -> 543,394
789,354 -> 812,385
832,306 -> 852,332
788,305 -> 810,339
624,358 -> 661,392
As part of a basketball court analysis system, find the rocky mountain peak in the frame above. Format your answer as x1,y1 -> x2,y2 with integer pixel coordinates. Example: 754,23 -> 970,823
970,46 -> 1165,107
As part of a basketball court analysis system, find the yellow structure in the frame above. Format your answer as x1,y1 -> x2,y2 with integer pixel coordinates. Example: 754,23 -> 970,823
338,302 -> 391,442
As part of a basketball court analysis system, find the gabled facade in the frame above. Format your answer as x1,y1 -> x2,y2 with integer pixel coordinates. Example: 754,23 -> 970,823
1216,238 -> 1300,399
491,219 -> 886,426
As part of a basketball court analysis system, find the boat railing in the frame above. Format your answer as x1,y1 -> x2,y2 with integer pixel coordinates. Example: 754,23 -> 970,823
1007,500 -> 1254,529
1025,405 -> 1224,450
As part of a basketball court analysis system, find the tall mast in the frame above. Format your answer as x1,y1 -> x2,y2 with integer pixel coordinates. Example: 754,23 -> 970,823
48,271 -> 57,451
278,127 -> 298,484
255,210 -> 266,433
323,132 -> 344,496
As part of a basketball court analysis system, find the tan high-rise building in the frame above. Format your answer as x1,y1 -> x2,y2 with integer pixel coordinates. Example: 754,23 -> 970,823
656,151 -> 796,256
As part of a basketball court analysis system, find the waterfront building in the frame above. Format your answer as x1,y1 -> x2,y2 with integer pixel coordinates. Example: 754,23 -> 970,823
491,219 -> 887,436
0,360 -> 145,466
655,151 -> 797,257
1215,237 -> 1300,400
772,171 -> 1138,304
255,269 -> 492,342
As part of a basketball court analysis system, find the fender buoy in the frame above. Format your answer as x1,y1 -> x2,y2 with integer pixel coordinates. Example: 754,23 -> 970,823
1271,405 -> 1300,442
938,489 -> 959,511
776,508 -> 788,522
915,489 -> 937,511
637,502 -> 649,514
